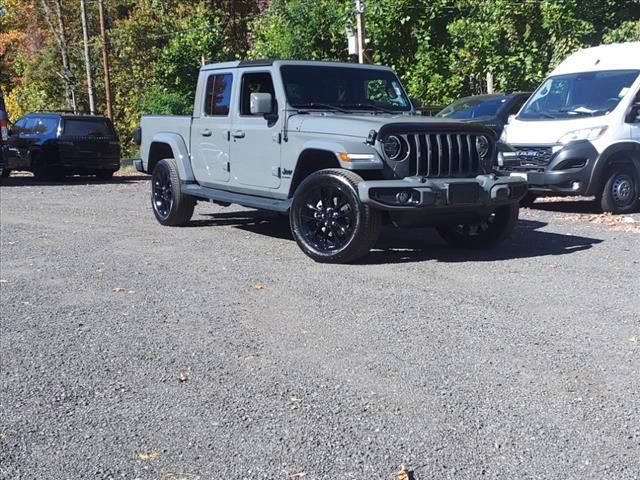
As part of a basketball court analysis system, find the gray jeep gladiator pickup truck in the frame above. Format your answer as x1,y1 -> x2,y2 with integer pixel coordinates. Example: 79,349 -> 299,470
136,60 -> 527,263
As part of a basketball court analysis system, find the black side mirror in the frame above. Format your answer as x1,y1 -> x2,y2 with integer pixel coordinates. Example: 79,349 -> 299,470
626,103 -> 640,123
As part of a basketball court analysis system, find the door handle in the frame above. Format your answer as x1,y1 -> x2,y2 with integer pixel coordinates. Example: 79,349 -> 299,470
200,128 -> 212,137
231,130 -> 245,139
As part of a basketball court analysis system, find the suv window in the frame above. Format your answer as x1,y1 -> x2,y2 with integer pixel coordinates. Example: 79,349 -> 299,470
63,118 -> 114,137
204,73 -> 233,116
240,72 -> 275,115
33,117 -> 59,135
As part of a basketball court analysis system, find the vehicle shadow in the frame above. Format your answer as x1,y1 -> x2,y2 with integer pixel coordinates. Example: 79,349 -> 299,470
0,174 -> 149,187
191,210 -> 602,264
527,198 -> 601,214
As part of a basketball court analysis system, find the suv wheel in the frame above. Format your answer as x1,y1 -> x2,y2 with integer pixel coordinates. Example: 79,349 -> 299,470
437,203 -> 519,248
31,153 -> 50,181
599,166 -> 639,214
151,158 -> 195,226
290,169 -> 381,263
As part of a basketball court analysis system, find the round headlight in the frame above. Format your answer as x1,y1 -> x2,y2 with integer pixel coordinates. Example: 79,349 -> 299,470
383,135 -> 404,160
476,135 -> 490,158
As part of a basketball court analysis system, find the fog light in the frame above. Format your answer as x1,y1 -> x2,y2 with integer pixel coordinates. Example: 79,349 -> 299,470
572,182 -> 581,191
396,191 -> 411,204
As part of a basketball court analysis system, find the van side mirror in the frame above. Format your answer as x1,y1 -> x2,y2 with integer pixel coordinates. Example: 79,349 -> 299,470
626,103 -> 640,123
250,93 -> 273,115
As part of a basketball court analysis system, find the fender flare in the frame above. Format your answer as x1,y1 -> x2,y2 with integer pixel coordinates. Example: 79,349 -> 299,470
588,141 -> 640,194
146,132 -> 195,182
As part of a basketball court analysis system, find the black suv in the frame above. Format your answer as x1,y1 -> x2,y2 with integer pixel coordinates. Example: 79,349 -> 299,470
6,112 -> 120,179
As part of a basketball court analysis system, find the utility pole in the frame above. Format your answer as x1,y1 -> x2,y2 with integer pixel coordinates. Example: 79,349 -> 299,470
354,0 -> 366,64
80,0 -> 95,114
97,0 -> 112,119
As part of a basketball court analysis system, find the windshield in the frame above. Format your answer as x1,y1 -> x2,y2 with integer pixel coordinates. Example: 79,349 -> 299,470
437,96 -> 508,119
519,69 -> 640,120
280,65 -> 411,112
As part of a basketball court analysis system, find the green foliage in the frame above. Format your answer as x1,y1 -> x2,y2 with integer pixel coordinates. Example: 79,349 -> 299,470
250,0 -> 352,60
603,20 -> 640,43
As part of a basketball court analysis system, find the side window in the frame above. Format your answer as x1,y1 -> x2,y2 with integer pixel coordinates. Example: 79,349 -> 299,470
204,73 -> 233,116
634,89 -> 640,105
240,72 -> 275,115
32,117 -> 58,135
21,117 -> 37,135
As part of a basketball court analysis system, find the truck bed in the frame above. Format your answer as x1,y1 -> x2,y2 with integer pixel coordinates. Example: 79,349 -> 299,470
139,115 -> 192,171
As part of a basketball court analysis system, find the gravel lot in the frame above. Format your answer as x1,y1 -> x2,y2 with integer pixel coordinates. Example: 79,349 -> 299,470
1,174 -> 639,480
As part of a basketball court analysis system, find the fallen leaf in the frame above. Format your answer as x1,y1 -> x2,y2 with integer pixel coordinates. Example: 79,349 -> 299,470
138,451 -> 160,461
127,289 -> 136,294
394,464 -> 413,480
288,472 -> 306,479
163,470 -> 196,480
0,279 -> 8,283
178,371 -> 190,383
630,336 -> 639,344
251,284 -> 266,290
113,287 -> 126,292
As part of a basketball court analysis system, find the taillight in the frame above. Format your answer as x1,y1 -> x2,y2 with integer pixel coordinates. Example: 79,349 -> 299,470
0,119 -> 7,142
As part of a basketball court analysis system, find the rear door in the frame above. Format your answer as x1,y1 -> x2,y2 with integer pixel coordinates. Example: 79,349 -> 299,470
60,117 -> 119,160
229,70 -> 281,190
191,71 -> 234,185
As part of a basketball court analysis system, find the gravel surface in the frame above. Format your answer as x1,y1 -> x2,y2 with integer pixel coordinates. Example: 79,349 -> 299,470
1,174 -> 639,480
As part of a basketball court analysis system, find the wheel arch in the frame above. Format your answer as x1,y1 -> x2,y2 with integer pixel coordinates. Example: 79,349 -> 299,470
146,133 -> 195,181
587,141 -> 640,195
288,148 -> 340,198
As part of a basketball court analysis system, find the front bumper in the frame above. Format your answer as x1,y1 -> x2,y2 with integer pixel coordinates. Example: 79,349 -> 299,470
498,140 -> 599,195
358,174 -> 527,210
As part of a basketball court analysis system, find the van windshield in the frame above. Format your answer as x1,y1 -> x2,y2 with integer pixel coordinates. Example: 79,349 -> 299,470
519,70 -> 640,120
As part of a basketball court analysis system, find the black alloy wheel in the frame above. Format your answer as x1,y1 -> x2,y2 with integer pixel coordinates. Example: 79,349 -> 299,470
290,169 -> 380,263
151,158 -> 195,226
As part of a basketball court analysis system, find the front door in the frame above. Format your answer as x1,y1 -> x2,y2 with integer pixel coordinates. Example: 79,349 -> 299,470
229,71 -> 281,191
191,71 -> 234,186
630,88 -> 640,142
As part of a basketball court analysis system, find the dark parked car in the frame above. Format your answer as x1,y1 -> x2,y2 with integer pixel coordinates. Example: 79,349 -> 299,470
436,93 -> 531,136
6,112 -> 120,179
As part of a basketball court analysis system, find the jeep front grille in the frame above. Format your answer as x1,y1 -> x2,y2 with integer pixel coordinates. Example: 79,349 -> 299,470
405,133 -> 485,177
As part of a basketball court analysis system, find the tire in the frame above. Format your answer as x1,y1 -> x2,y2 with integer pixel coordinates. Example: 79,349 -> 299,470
151,158 -> 195,226
519,191 -> 538,207
96,170 -> 115,180
0,167 -> 10,178
31,152 -> 50,181
290,168 -> 381,263
599,165 -> 639,214
437,203 -> 520,249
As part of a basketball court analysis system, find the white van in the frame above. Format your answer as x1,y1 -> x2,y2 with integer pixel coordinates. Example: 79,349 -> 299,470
499,42 -> 640,213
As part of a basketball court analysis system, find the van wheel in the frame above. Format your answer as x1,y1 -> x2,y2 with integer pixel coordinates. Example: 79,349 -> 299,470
151,158 -> 195,226
599,166 -> 639,214
290,169 -> 381,263
437,203 -> 519,248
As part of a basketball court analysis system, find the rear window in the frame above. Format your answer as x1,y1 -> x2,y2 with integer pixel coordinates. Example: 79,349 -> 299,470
63,118 -> 114,137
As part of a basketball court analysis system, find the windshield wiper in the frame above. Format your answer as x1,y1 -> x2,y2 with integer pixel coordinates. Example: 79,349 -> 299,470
290,103 -> 350,113
340,103 -> 398,114
559,108 -> 596,117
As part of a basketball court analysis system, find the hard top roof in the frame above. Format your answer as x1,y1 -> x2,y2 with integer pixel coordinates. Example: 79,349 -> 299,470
550,41 -> 640,76
200,59 -> 396,72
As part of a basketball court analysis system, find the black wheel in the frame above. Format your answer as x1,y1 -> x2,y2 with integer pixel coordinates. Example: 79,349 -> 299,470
151,158 -> 195,226
95,170 -> 115,180
437,203 -> 519,249
0,167 -> 10,178
520,191 -> 538,207
31,152 -> 50,181
290,168 -> 381,263
599,165 -> 639,214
